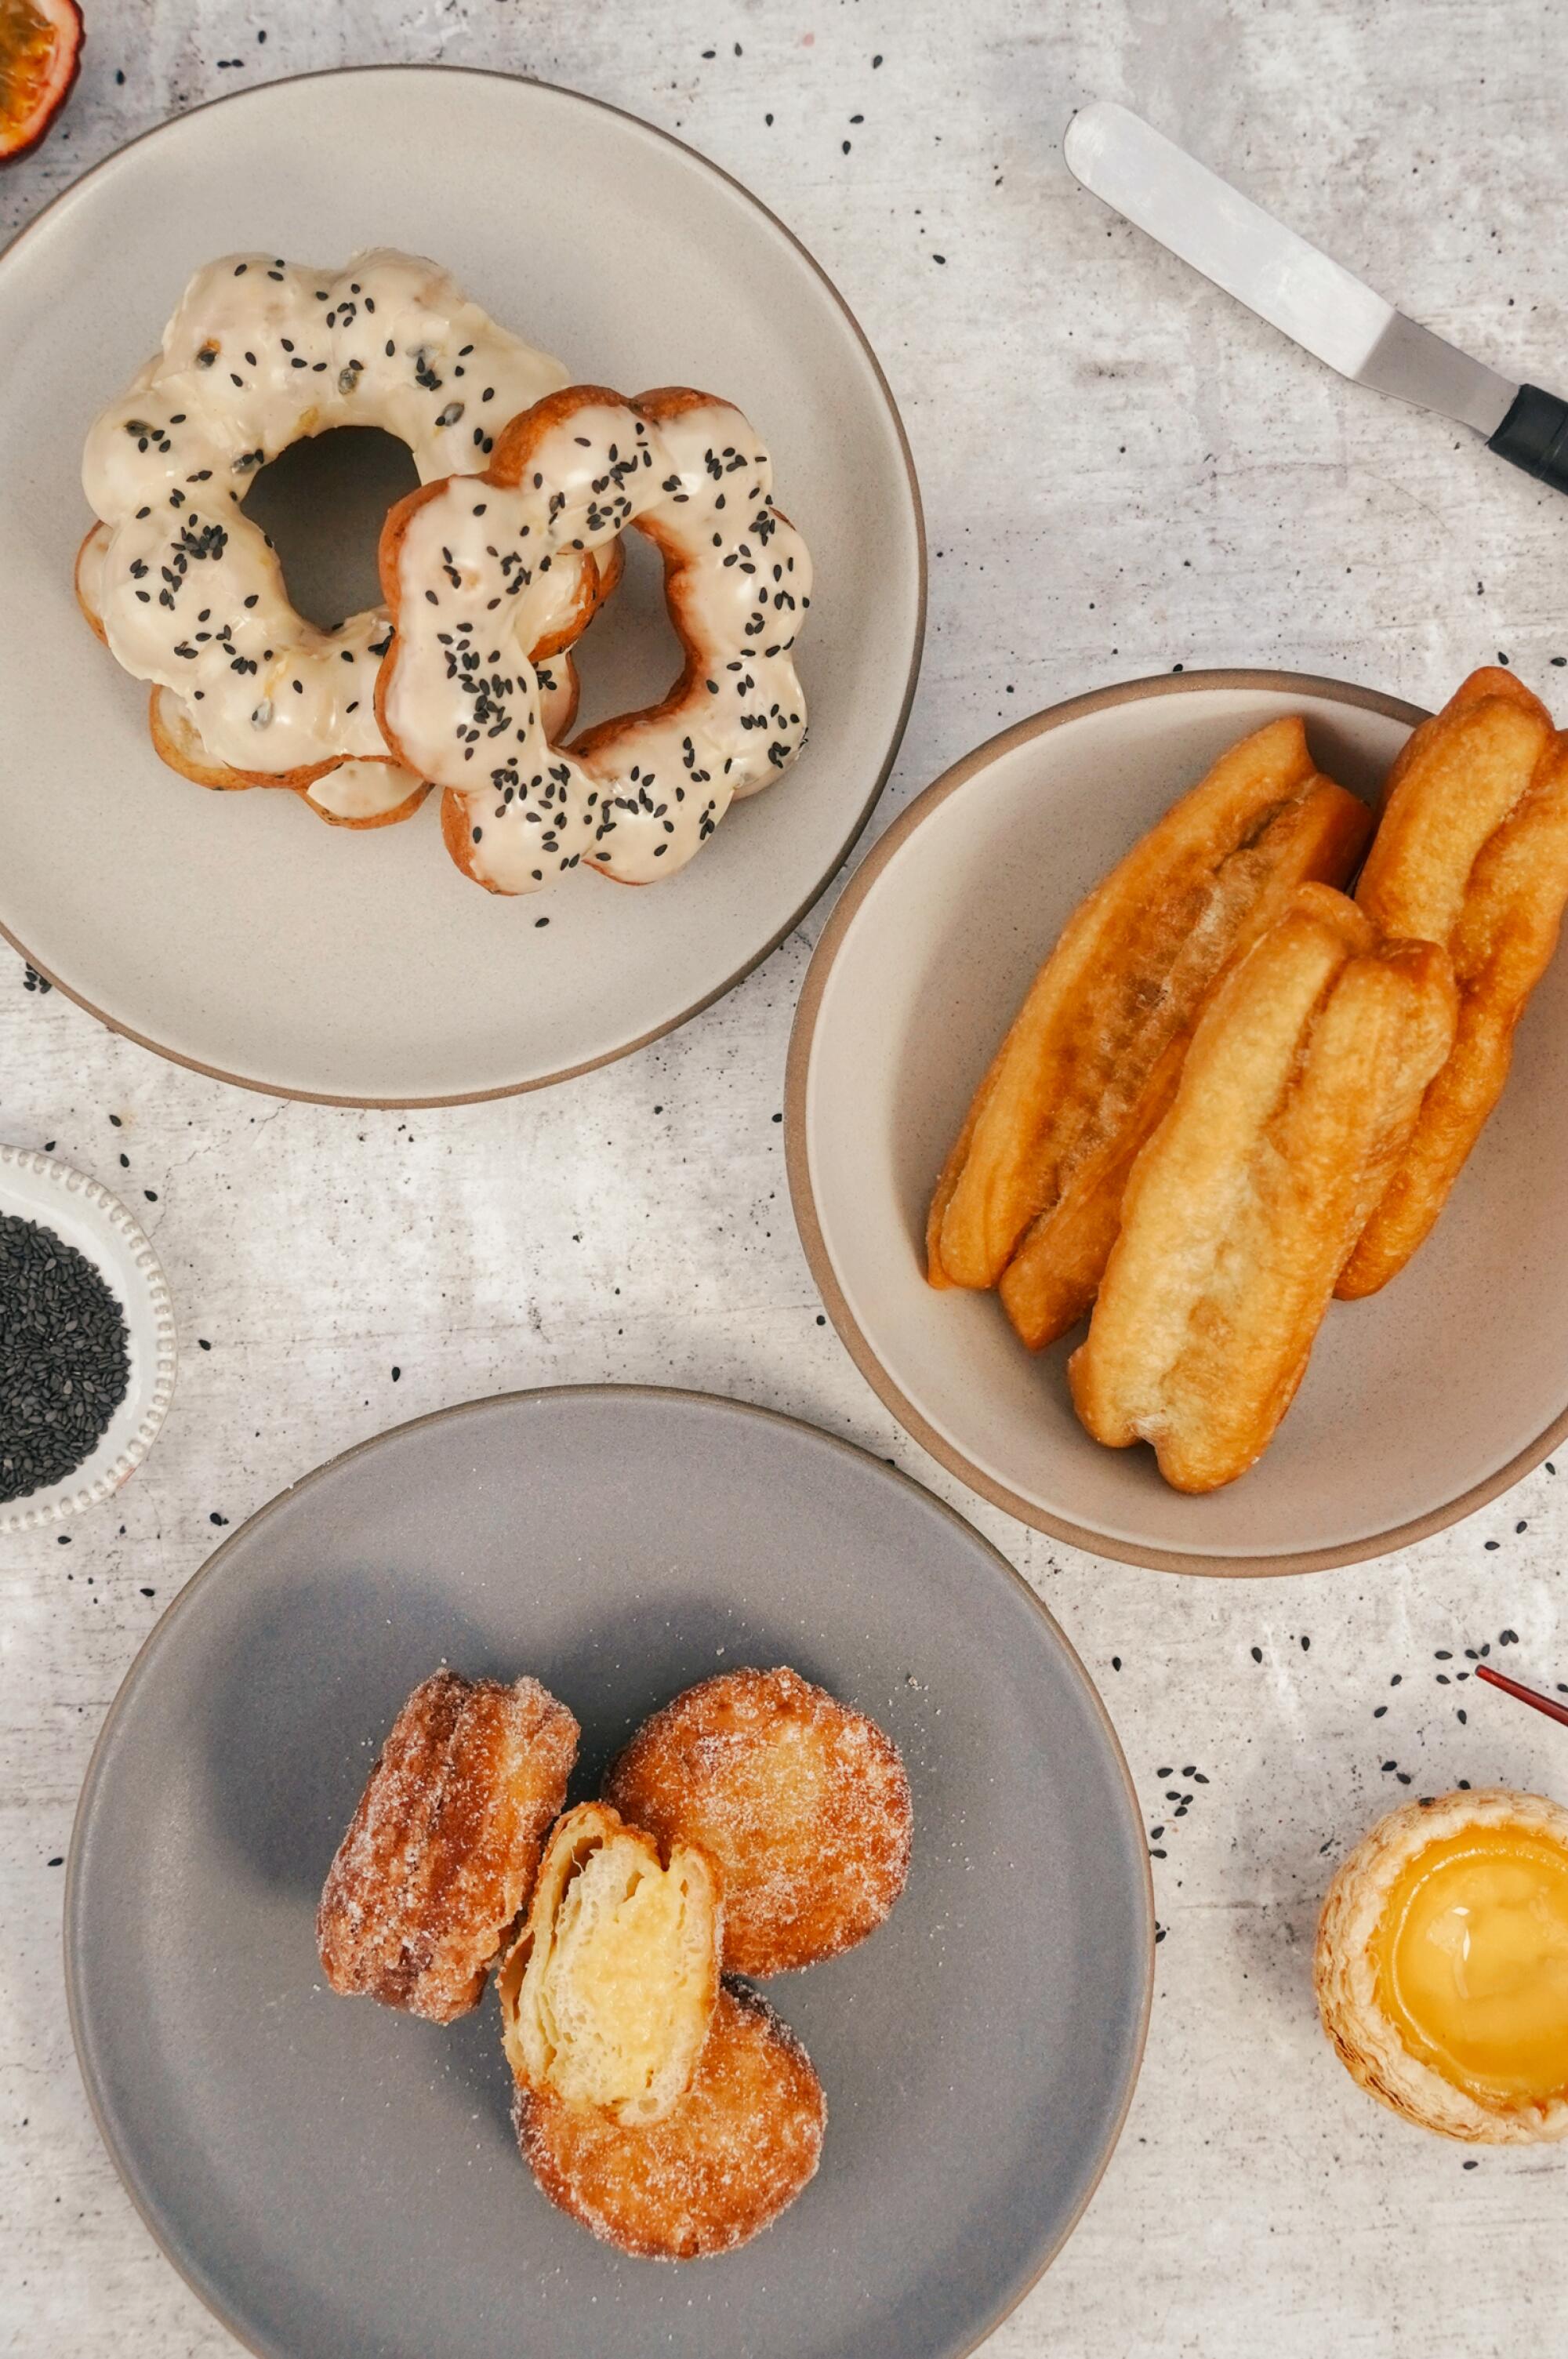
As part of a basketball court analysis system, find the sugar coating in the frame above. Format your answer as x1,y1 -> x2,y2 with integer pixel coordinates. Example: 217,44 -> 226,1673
605,1664 -> 911,1976
516,1980 -> 825,2259
316,1668 -> 578,2024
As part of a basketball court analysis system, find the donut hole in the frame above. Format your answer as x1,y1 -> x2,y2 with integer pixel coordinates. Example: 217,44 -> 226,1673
570,528 -> 688,731
241,426 -> 419,631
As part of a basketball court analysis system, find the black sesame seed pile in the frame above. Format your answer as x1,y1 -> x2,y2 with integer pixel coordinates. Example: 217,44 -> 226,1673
0,1215 -> 130,1502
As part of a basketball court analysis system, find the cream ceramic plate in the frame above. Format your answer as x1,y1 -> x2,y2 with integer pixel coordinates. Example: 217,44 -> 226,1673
788,670 -> 1568,1574
0,67 -> 922,1103
0,1145 -> 176,1533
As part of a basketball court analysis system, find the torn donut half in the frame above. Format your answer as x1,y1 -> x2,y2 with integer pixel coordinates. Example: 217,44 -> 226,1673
498,1801 -> 722,2128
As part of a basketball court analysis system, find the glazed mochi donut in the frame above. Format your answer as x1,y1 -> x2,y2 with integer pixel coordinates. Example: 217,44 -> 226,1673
376,383 -> 812,892
78,249 -> 618,822
76,522 -> 586,827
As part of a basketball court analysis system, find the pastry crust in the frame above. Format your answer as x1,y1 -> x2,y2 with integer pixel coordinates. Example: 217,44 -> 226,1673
74,521 -> 111,645
1315,1789 -> 1568,2145
317,1668 -> 578,2023
497,1800 -> 721,2126
515,1980 -> 825,2259
1069,885 -> 1457,1491
928,716 -> 1373,1314
1344,669 -> 1568,1295
604,1665 -> 912,1976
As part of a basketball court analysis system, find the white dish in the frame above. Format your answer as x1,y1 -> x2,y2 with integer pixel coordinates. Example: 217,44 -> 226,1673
0,67 -> 923,1103
0,1145 -> 177,1533
788,670 -> 1568,1574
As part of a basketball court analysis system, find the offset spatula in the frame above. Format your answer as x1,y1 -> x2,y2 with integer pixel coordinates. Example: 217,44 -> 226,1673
1063,100 -> 1568,495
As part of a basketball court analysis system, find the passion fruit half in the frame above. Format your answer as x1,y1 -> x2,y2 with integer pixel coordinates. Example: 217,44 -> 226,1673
0,0 -> 83,165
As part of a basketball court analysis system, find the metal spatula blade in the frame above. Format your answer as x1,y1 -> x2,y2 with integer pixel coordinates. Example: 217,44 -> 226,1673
1063,101 -> 1568,492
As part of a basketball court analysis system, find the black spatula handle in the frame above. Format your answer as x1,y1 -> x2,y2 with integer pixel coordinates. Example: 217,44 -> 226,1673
1489,384 -> 1568,493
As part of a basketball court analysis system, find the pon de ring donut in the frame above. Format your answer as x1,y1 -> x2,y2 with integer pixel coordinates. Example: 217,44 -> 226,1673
377,383 -> 812,892
77,249 -> 615,828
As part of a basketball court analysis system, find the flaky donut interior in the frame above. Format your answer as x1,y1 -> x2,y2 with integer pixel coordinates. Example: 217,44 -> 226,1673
499,1802 -> 720,2126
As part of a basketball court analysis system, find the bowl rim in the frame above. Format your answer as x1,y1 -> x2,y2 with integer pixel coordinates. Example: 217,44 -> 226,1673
781,665 -> 1563,1578
0,61 -> 927,1108
0,1143 -> 178,1533
64,1382 -> 1154,2359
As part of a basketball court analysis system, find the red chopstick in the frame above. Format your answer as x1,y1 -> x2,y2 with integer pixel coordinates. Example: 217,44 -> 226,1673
1475,1663 -> 1568,1729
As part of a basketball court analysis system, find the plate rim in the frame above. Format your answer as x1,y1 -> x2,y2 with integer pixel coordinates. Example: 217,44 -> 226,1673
781,666 -> 1566,1578
0,63 -> 927,1108
64,1381 -> 1152,2359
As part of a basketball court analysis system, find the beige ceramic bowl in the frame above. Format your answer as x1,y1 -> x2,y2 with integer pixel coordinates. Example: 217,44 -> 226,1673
787,669 -> 1568,1575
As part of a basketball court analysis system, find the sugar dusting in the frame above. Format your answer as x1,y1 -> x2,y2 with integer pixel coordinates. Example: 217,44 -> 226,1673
316,1668 -> 578,2023
517,1980 -> 826,2260
605,1664 -> 913,1976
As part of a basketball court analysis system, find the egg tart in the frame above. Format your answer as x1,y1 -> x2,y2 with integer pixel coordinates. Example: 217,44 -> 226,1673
1316,1788 -> 1568,2143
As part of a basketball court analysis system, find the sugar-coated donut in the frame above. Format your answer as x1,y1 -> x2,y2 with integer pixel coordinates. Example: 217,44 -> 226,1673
317,1668 -> 578,2023
376,382 -> 811,892
79,249 -> 615,797
604,1666 -> 912,1976
497,1801 -> 721,2127
515,1980 -> 825,2259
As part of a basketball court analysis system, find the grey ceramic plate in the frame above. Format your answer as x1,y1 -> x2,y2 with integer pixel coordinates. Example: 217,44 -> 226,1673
66,1388 -> 1151,2359
0,67 -> 923,1102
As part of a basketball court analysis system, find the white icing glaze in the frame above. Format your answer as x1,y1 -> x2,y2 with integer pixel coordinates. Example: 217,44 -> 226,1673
303,759 -> 423,822
82,250 -> 572,776
299,656 -> 577,822
383,392 -> 811,891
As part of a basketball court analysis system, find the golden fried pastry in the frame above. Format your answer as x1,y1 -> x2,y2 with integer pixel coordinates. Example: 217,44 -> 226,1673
317,1668 -> 578,2024
928,717 -> 1373,1335
515,1980 -> 826,2258
497,1802 -> 720,2127
604,1666 -> 912,1976
1316,1790 -> 1568,2144
1069,884 -> 1457,1491
1341,668 -> 1568,1295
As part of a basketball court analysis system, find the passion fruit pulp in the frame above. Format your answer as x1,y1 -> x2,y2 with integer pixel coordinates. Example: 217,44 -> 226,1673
0,0 -> 84,165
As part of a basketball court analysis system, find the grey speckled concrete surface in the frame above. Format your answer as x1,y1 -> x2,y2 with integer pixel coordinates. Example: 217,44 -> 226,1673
4,2 -> 1567,2353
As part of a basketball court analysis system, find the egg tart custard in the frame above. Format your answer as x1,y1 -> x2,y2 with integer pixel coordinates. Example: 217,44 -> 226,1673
1316,1789 -> 1568,2143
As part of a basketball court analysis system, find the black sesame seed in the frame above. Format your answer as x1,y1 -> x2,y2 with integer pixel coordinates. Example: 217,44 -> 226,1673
0,1215 -> 130,1501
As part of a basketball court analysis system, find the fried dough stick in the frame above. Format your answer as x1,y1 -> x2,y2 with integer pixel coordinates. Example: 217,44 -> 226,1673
1069,886 -> 1457,1493
1341,670 -> 1568,1296
993,740 -> 1377,1342
928,718 -> 1374,1327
